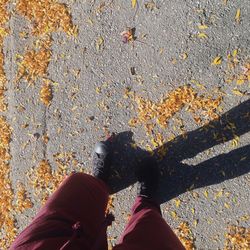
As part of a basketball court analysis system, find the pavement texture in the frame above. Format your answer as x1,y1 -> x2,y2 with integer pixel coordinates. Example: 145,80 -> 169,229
0,0 -> 250,249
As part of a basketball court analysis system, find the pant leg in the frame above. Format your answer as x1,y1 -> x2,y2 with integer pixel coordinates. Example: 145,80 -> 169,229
10,173 -> 110,250
114,196 -> 185,250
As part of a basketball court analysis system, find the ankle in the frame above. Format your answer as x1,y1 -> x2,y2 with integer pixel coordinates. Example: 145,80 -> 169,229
136,157 -> 159,200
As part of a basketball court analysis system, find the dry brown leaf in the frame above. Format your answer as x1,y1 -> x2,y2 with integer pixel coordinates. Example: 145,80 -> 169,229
121,27 -> 135,43
145,1 -> 156,10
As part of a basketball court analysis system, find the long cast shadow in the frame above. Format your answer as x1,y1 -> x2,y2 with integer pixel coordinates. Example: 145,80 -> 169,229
158,144 -> 250,203
110,99 -> 250,204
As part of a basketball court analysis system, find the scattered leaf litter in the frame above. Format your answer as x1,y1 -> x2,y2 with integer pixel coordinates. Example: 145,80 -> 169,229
128,86 -> 222,157
224,225 -> 250,249
16,0 -> 77,36
40,79 -> 53,106
0,116 -> 16,249
0,0 -> 10,112
16,0 -> 77,104
17,37 -> 52,83
175,222 -> 196,250
0,1 -> 77,246
224,49 -> 250,86
0,2 -> 18,248
27,160 -> 66,204
132,86 -> 222,128
15,183 -> 33,213
28,153 -> 82,205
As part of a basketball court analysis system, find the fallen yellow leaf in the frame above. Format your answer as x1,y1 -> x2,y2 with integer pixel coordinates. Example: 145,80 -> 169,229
130,142 -> 137,149
236,76 -> 245,85
225,78 -> 233,83
240,215 -> 250,221
95,87 -> 101,94
0,27 -> 8,36
96,36 -> 104,51
151,138 -> 159,148
212,56 -> 222,65
232,49 -> 238,57
193,219 -> 198,227
174,199 -> 181,208
197,32 -> 208,39
191,79 -> 206,89
182,52 -> 188,60
214,190 -> 223,199
235,8 -> 241,23
207,219 -> 212,224
128,118 -> 138,127
204,190 -> 209,198
198,24 -> 208,30
231,135 -> 240,148
171,211 -> 177,218
132,0 -> 137,8
232,89 -> 244,96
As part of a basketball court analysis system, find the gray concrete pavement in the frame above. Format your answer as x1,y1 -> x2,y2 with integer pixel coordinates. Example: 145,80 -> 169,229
1,0 -> 250,249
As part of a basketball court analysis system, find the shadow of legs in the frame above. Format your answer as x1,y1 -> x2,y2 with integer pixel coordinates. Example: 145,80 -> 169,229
109,99 -> 250,202
158,144 -> 250,203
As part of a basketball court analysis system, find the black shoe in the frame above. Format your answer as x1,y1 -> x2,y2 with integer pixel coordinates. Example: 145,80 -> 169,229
92,137 -> 113,184
135,157 -> 159,200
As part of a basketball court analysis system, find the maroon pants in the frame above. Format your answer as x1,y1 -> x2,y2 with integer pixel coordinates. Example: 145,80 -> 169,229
11,173 -> 184,250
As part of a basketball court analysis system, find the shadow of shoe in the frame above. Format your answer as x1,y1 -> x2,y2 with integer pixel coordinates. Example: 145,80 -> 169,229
109,131 -> 150,193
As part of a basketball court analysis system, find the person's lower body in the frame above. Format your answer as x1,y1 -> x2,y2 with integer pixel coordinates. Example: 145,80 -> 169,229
11,139 -> 114,250
113,156 -> 185,249
10,138 -> 184,250
10,173 -> 110,250
114,196 -> 185,250
10,173 -> 184,250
